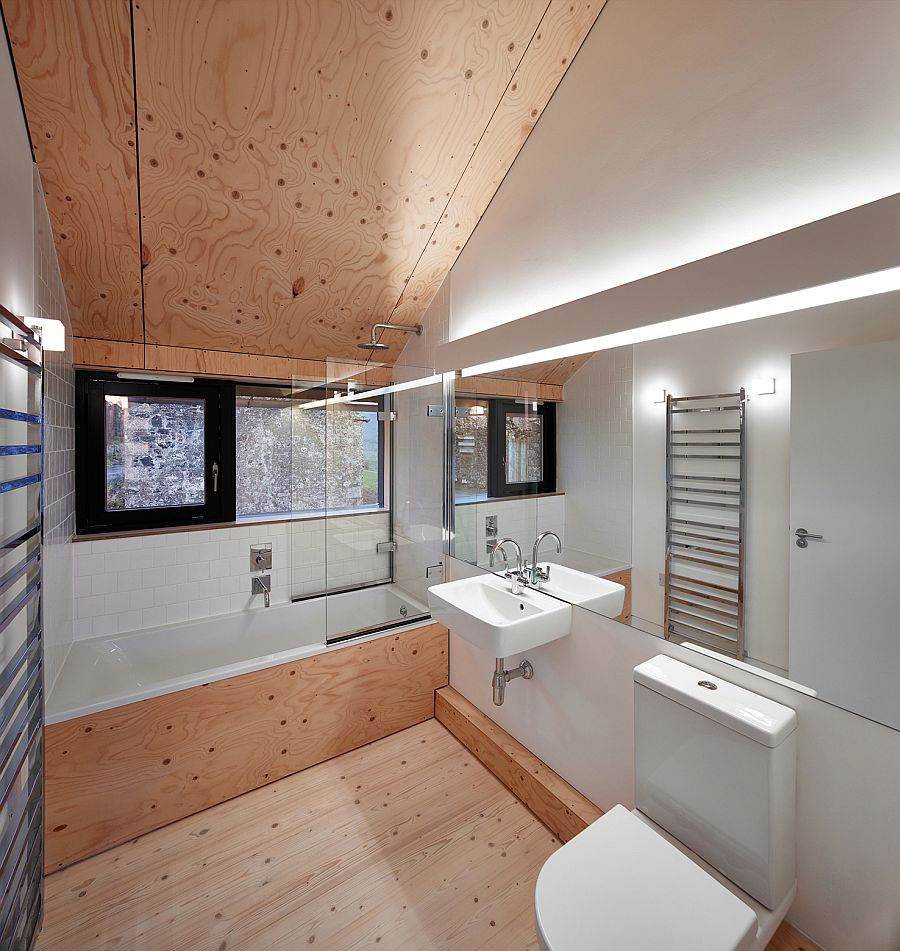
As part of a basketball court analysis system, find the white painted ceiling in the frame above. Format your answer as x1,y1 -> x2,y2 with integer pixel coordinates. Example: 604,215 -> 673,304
449,0 -> 900,340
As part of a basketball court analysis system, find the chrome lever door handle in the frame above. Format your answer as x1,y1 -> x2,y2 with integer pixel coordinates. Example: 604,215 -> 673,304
795,527 -> 823,549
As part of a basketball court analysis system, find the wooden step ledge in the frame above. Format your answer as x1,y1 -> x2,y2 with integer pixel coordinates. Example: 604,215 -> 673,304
435,686 -> 602,843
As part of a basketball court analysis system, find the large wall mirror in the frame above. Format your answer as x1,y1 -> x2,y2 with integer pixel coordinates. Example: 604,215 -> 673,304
450,292 -> 900,732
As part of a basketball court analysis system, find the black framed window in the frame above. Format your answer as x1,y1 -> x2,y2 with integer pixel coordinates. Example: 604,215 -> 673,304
76,373 -> 389,535
76,373 -> 235,533
487,399 -> 556,497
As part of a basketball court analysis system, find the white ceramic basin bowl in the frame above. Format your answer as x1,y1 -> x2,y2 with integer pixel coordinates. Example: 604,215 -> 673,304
534,563 -> 626,617
427,573 -> 572,656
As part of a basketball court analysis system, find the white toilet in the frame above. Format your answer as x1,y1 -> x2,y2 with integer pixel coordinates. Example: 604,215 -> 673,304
535,655 -> 798,951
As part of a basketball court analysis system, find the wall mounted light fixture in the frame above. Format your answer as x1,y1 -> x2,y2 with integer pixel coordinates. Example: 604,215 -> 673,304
751,377 -> 776,396
23,316 -> 65,351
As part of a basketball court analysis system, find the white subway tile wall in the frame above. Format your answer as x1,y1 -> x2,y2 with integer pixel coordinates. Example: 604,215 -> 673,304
455,494 -> 566,569
35,168 -> 76,694
290,512 -> 390,597
557,347 -> 633,563
73,511 -> 391,639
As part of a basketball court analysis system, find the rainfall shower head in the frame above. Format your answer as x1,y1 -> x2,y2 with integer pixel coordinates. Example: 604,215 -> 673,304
358,323 -> 422,351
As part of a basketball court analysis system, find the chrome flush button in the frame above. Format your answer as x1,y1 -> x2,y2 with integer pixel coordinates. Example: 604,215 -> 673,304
698,680 -> 718,690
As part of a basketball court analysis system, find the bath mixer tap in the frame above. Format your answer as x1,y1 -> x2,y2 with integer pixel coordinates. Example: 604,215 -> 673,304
527,532 -> 562,587
489,538 -> 526,594
252,574 -> 271,608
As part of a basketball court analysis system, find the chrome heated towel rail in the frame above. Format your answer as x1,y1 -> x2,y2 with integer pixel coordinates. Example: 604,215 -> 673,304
664,389 -> 746,659
0,302 -> 44,948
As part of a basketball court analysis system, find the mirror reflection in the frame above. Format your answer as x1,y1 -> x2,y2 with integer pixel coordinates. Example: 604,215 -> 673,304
451,295 -> 900,731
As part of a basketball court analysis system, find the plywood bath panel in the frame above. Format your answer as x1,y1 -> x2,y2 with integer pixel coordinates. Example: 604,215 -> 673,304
44,622 -> 448,871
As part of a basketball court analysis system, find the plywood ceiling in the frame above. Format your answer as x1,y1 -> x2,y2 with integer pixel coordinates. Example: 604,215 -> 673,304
4,0 -> 142,342
5,0 -> 604,364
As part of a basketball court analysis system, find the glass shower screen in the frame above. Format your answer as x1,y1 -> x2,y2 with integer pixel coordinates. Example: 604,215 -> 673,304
289,357 -> 442,643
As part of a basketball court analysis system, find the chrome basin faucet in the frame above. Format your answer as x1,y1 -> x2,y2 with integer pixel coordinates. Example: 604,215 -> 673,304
528,532 -> 562,588
490,538 -> 526,594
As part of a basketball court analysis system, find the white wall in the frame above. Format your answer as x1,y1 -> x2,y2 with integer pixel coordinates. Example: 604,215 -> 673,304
448,0 -> 900,340
73,511 -> 391,639
291,511 -> 390,598
0,34 -> 75,695
631,295 -> 900,671
447,557 -> 900,951
454,494 -> 566,571
0,32 -> 34,318
557,347 -> 632,564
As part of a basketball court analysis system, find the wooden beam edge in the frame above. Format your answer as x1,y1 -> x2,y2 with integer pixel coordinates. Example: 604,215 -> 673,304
435,686 -> 601,842
457,375 -> 565,402
72,338 -> 396,385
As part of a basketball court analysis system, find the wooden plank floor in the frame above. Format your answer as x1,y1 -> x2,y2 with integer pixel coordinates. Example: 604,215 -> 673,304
36,718 -> 821,951
36,720 -> 559,951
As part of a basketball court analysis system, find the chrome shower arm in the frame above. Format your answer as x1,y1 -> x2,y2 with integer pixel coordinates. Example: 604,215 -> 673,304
359,323 -> 423,350
372,323 -> 422,336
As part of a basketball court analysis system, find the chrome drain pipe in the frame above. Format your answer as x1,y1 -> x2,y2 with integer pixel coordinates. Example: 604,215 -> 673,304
492,657 -> 534,705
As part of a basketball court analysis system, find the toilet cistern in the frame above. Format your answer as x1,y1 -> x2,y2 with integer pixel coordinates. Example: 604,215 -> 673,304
534,655 -> 798,951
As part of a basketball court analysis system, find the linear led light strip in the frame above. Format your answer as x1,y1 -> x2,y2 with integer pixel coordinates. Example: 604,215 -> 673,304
460,265 -> 900,377
300,373 -> 443,409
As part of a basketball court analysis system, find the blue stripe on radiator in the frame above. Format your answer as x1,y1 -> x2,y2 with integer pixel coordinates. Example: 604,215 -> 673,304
0,408 -> 41,425
0,446 -> 41,456
0,474 -> 40,494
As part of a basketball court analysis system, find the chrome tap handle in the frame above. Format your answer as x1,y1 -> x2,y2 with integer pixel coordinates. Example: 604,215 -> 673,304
492,538 -> 525,592
530,532 -> 562,585
493,539 -> 523,573
489,544 -> 508,569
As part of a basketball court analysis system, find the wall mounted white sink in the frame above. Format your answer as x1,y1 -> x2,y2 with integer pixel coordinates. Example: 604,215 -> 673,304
427,573 -> 572,656
534,563 -> 625,617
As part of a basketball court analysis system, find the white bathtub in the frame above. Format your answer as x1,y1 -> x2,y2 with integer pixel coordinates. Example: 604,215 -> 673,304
47,583 -> 429,724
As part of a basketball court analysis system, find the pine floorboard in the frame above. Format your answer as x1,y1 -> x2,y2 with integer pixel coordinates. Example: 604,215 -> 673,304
36,718 -> 821,951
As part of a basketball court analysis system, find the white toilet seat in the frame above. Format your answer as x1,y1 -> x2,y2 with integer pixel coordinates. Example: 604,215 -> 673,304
535,805 -> 759,951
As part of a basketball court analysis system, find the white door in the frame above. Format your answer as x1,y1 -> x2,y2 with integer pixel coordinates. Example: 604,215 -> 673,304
789,338 -> 900,729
